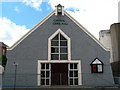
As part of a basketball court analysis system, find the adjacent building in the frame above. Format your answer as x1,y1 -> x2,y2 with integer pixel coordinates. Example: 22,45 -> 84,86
0,42 -> 7,90
0,42 -> 7,73
3,4 -> 114,89
99,23 -> 120,84
99,30 -> 111,49
99,30 -> 113,62
110,23 -> 120,78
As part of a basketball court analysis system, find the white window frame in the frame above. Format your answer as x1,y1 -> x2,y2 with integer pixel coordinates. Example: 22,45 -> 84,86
48,28 -> 71,61
37,29 -> 82,86
51,33 -> 68,60
37,60 -> 82,86
68,63 -> 79,85
40,63 -> 51,85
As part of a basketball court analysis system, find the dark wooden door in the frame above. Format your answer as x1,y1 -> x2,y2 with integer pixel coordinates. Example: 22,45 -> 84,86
51,63 -> 68,85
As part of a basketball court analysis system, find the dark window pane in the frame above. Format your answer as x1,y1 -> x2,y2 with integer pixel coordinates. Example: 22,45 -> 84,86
60,54 -> 68,60
41,64 -> 45,69
51,47 -> 59,53
60,41 -> 67,46
58,11 -> 62,14
41,71 -> 45,77
74,71 -> 78,77
69,71 -> 73,77
46,71 -> 49,77
74,64 -> 77,69
46,64 -> 49,69
46,79 -> 49,85
53,34 -> 59,40
51,54 -> 59,60
92,65 -> 97,73
41,79 -> 45,85
70,79 -> 73,85
60,47 -> 67,53
74,79 -> 78,85
60,34 -> 66,40
70,64 -> 73,69
51,41 -> 59,46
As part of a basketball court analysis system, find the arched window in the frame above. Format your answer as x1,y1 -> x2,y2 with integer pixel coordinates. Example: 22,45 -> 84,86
51,33 -> 68,60
90,58 -> 104,73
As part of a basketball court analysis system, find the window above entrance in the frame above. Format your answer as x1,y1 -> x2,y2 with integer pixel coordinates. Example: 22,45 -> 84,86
48,29 -> 71,61
51,33 -> 68,60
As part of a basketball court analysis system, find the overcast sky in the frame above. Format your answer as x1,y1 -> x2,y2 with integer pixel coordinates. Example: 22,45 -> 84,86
0,0 -> 119,47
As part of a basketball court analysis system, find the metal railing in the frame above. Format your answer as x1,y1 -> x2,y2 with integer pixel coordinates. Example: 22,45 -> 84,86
1,73 -> 120,88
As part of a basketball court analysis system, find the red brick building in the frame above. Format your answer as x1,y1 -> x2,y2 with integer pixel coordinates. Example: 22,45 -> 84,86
0,42 -> 7,68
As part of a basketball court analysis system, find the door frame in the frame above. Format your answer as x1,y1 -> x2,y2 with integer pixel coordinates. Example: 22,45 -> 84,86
51,63 -> 68,85
37,60 -> 82,86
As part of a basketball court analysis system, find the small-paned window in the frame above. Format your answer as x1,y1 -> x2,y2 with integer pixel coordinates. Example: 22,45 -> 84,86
51,33 -> 68,60
41,63 -> 50,85
90,58 -> 103,73
69,63 -> 78,85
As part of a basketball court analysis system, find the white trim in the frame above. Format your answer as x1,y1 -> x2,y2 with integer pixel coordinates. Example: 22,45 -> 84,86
92,59 -> 102,64
78,61 -> 82,85
68,62 -> 81,85
48,28 -> 71,61
65,11 -> 110,51
55,6 -> 57,15
7,10 -> 109,52
37,62 -> 51,86
37,61 -> 41,86
7,11 -> 55,50
62,6 -> 64,16
37,60 -> 82,86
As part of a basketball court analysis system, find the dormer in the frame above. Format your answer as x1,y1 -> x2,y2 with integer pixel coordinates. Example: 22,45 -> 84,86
55,4 -> 64,16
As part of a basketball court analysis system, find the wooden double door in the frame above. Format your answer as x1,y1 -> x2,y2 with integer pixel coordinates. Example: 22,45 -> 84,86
51,63 -> 68,85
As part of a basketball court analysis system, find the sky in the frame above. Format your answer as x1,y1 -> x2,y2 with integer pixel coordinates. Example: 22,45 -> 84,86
0,0 -> 119,47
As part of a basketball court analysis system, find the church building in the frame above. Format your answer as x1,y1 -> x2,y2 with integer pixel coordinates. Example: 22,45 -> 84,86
3,4 -> 114,88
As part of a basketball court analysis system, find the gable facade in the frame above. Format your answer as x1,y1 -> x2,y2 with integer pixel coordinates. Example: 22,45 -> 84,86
3,5 -> 114,87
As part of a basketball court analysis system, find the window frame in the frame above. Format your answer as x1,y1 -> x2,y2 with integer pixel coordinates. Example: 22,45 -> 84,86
68,63 -> 78,85
40,63 -> 51,85
90,58 -> 104,73
48,29 -> 71,61
37,60 -> 82,86
51,33 -> 68,60
37,29 -> 82,86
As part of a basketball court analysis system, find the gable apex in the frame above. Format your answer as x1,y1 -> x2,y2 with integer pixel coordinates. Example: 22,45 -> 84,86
48,28 -> 70,40
55,4 -> 64,15
91,58 -> 103,65
7,8 -> 109,51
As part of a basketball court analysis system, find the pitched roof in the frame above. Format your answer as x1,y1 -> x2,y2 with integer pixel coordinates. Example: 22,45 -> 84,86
0,42 -> 8,48
7,10 -> 109,51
